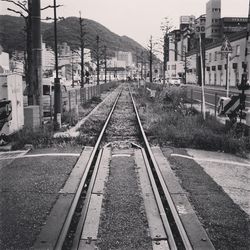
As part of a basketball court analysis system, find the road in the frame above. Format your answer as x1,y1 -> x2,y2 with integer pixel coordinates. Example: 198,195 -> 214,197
186,84 -> 250,111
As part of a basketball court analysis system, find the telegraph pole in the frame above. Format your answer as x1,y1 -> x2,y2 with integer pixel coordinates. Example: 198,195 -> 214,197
149,36 -> 153,83
96,35 -> 100,85
104,45 -> 107,83
31,0 -> 43,125
53,0 -> 61,129
79,11 -> 85,88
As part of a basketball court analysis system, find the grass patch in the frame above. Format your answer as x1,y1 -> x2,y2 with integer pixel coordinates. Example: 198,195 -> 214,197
134,85 -> 250,157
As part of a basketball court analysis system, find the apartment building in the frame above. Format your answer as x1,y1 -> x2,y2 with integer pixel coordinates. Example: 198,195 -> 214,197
205,0 -> 221,40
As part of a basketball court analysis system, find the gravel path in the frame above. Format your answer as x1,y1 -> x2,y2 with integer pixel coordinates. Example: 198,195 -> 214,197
97,148 -> 152,250
0,146 -> 81,250
163,147 -> 250,250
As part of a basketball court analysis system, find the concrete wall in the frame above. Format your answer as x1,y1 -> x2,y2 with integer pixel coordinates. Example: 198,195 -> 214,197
0,73 -> 24,135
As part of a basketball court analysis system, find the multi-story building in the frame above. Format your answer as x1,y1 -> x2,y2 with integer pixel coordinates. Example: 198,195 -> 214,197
220,17 -> 248,37
205,0 -> 221,40
58,42 -> 71,57
42,43 -> 55,72
180,15 -> 196,31
115,51 -> 134,67
186,30 -> 249,87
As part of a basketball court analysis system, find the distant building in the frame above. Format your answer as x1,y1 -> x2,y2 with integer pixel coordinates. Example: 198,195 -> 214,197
58,42 -> 71,57
115,51 -> 134,67
180,15 -> 196,31
42,43 -> 55,71
205,0 -> 221,40
220,17 -> 248,37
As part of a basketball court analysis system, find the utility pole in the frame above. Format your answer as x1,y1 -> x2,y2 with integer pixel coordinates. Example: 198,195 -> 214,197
27,0 -> 33,105
53,0 -> 61,129
163,33 -> 168,86
104,45 -> 107,83
149,36 -> 153,83
237,0 -> 250,121
96,35 -> 100,85
184,46 -> 187,85
79,11 -> 85,88
71,51 -> 74,87
31,0 -> 43,125
199,34 -> 206,120
140,51 -> 144,80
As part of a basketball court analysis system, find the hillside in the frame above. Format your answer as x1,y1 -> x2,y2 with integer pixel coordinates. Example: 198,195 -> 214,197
0,15 -> 147,58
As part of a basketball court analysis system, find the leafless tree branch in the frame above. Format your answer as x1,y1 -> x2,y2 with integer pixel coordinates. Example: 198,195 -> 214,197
2,0 -> 28,13
7,7 -> 26,19
41,4 -> 62,10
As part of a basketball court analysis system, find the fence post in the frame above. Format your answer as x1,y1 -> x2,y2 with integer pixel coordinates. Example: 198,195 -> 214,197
214,93 -> 218,117
75,89 -> 79,119
191,88 -> 193,109
69,91 -> 72,124
50,94 -> 53,121
201,89 -> 203,113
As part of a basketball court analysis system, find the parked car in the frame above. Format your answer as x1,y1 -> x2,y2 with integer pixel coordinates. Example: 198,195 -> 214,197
168,77 -> 182,87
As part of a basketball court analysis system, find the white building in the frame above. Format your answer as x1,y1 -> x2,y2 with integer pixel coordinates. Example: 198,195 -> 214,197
186,31 -> 250,86
42,43 -> 55,71
115,51 -> 134,67
0,46 -> 10,73
205,32 -> 248,86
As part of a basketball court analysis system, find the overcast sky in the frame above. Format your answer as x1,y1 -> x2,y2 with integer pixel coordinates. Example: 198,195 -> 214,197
1,0 -> 249,47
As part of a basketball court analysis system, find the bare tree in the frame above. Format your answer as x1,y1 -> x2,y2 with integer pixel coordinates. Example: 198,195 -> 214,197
160,17 -> 173,85
2,0 -> 34,104
2,0 -> 60,105
91,35 -> 106,85
79,11 -> 87,88
148,36 -> 154,83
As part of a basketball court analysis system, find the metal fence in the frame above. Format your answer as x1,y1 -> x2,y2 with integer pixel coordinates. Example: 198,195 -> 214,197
43,82 -> 117,119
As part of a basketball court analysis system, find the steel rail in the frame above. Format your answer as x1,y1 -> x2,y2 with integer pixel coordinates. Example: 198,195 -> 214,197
141,147 -> 176,249
130,88 -> 193,250
55,88 -> 122,250
71,147 -> 104,249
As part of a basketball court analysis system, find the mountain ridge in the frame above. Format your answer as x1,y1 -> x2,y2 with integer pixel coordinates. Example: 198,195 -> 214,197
0,15 -> 147,59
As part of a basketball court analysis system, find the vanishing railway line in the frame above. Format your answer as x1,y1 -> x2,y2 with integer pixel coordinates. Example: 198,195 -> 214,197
34,85 -> 213,250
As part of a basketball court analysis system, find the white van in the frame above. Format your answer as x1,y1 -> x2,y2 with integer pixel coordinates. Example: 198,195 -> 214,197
167,77 -> 182,87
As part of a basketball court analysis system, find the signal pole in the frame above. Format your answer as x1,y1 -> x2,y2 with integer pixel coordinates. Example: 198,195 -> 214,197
53,0 -> 61,129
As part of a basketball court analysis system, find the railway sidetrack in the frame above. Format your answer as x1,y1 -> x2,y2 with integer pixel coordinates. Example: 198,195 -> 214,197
33,85 -> 214,250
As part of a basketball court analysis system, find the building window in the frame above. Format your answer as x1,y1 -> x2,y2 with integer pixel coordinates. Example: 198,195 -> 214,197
214,72 -> 217,85
236,45 -> 240,56
214,51 -> 217,61
209,53 -> 212,62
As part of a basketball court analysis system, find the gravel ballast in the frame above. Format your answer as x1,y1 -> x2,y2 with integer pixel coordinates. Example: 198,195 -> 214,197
97,149 -> 152,250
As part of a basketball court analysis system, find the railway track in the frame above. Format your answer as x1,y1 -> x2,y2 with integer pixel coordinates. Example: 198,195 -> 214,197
34,85 -> 213,250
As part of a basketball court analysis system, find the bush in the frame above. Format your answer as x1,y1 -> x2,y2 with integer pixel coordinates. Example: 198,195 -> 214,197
134,86 -> 250,157
62,108 -> 79,126
10,125 -> 54,149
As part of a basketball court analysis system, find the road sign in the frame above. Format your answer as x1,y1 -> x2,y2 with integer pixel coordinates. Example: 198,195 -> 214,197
221,38 -> 233,53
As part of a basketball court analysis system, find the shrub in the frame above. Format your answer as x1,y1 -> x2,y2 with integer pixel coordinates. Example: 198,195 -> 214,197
133,85 -> 250,157
10,125 -> 54,149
